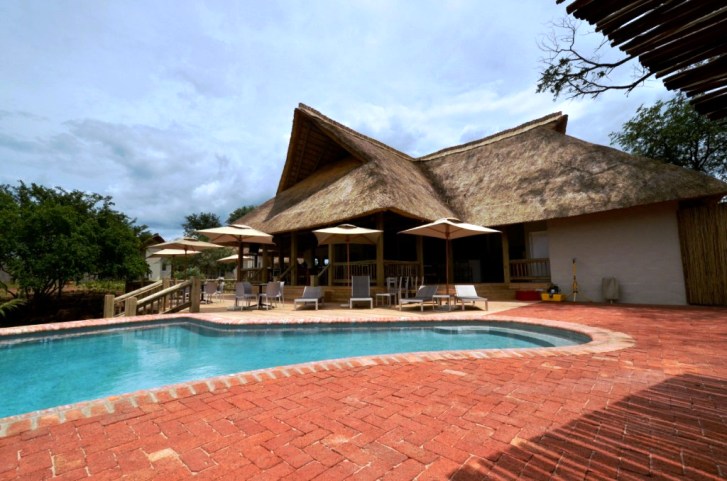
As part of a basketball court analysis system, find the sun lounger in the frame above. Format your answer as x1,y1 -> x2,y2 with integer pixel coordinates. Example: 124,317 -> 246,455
294,286 -> 324,310
454,284 -> 488,311
349,275 -> 373,309
399,285 -> 439,311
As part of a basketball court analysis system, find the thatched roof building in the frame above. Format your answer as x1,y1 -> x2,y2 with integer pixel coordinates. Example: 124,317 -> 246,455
243,103 -> 726,233
238,104 -> 727,306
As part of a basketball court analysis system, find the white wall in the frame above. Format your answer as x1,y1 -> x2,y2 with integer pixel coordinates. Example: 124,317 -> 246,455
547,202 -> 687,305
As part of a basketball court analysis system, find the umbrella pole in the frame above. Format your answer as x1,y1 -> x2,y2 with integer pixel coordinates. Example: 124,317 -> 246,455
237,243 -> 243,282
346,241 -> 351,286
445,238 -> 450,295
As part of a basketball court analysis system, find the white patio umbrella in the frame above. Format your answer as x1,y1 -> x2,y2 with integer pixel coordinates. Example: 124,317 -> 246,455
195,224 -> 275,282
313,224 -> 383,285
147,248 -> 201,279
399,217 -> 500,293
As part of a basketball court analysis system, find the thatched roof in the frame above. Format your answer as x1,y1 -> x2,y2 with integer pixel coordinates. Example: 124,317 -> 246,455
421,126 -> 727,226
239,104 -> 727,233
242,105 -> 455,233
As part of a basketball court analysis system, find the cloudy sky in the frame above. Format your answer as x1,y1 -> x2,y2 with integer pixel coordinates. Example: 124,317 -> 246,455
1,1 -> 670,241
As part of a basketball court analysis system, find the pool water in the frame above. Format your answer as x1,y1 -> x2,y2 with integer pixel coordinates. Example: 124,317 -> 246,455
0,320 -> 589,418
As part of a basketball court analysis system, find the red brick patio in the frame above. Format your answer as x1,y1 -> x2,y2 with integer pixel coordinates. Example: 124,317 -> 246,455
1,303 -> 725,480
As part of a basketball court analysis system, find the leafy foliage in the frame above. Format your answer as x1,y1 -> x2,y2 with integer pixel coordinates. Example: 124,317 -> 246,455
610,94 -> 727,180
226,205 -> 256,225
0,182 -> 150,299
0,298 -> 25,320
537,17 -> 652,100
182,212 -> 221,238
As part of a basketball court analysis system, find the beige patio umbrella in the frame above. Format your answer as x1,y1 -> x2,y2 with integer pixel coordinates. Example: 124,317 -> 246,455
195,225 -> 275,282
152,237 -> 222,278
313,224 -> 383,285
399,217 -> 500,294
154,237 -> 222,254
216,253 -> 254,264
147,248 -> 201,279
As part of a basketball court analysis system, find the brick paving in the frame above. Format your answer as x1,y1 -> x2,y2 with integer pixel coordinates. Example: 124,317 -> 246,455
1,302 -> 726,480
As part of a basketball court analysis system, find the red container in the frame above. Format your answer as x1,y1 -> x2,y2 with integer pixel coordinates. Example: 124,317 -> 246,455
515,290 -> 541,301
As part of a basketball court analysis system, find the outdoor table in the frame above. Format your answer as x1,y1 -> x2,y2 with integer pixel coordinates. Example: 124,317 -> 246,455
254,283 -> 267,309
375,292 -> 393,307
432,294 -> 452,311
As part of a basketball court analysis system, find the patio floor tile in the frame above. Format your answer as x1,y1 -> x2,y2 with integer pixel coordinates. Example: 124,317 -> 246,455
0,302 -> 726,479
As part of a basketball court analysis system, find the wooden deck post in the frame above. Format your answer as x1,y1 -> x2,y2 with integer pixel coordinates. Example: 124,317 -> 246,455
190,276 -> 200,313
103,294 -> 115,318
124,297 -> 137,317
162,278 -> 170,311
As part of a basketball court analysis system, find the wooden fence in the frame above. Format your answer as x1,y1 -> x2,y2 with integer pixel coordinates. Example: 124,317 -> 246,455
677,203 -> 727,306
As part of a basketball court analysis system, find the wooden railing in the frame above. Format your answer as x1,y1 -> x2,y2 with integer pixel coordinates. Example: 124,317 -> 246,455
241,268 -> 264,283
103,278 -> 201,317
510,258 -> 551,282
316,264 -> 330,284
330,260 -> 421,285
104,280 -> 163,317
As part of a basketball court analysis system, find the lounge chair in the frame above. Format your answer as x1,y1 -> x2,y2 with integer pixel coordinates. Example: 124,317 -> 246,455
258,281 -> 282,309
294,286 -> 324,310
454,284 -> 488,311
349,275 -> 373,309
234,281 -> 257,310
399,285 -> 439,311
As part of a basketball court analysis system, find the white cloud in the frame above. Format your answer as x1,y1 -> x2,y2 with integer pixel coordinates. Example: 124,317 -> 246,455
0,0 -> 676,241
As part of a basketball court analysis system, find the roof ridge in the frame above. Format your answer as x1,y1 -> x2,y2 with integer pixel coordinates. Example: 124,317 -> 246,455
418,112 -> 567,161
298,103 -> 414,161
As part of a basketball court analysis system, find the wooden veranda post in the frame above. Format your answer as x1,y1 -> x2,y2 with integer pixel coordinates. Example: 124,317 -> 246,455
416,237 -> 424,282
262,247 -> 270,282
328,244 -> 335,287
376,213 -> 384,287
291,232 -> 298,286
501,230 -> 511,284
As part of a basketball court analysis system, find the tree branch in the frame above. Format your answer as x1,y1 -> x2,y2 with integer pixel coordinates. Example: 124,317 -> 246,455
537,17 -> 654,100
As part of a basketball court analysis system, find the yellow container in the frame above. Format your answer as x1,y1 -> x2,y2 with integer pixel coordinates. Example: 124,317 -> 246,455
541,293 -> 566,302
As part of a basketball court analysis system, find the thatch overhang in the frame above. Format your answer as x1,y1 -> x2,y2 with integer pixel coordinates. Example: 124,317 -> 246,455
243,104 -> 455,234
420,125 -> 727,226
239,104 -> 727,234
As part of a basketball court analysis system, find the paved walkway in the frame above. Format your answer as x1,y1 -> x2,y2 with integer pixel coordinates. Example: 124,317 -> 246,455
1,303 -> 726,480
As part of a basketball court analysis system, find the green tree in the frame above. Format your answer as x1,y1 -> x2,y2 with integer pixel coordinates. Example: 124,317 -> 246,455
610,94 -> 727,181
0,182 -> 149,299
182,212 -> 221,238
226,205 -> 256,225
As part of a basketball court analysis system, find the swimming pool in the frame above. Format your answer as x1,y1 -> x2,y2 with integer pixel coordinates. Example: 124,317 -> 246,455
0,319 -> 590,418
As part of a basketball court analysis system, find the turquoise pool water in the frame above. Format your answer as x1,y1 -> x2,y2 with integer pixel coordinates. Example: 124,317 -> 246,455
0,319 -> 589,418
